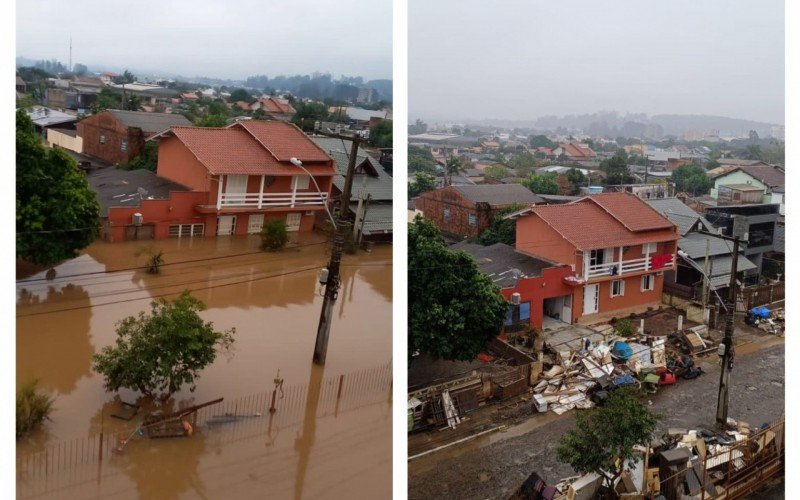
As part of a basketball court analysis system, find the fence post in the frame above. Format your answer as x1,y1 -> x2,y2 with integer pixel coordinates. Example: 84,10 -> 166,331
269,390 -> 277,413
337,375 -> 344,399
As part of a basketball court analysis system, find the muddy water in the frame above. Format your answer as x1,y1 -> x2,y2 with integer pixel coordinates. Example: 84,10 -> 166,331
16,234 -> 392,499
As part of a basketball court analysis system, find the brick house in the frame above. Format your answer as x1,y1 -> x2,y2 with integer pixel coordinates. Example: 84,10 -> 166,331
511,193 -> 679,324
77,109 -> 191,164
415,184 -> 544,239
104,120 -> 336,241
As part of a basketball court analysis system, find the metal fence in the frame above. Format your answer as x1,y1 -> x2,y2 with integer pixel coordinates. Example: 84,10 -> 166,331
16,362 -> 392,498
657,417 -> 784,499
742,282 -> 785,309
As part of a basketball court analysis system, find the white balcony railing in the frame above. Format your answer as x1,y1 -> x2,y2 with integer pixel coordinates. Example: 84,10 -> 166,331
585,255 -> 674,280
217,192 -> 328,209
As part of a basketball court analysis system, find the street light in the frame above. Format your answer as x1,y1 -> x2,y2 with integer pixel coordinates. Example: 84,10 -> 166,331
290,157 -> 336,229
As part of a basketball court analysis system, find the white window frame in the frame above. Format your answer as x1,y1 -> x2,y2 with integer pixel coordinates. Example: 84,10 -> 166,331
286,212 -> 302,231
99,134 -> 105,144
443,207 -> 451,220
641,274 -> 655,291
468,213 -> 477,226
643,242 -> 657,254
247,214 -> 265,234
168,223 -> 204,237
120,139 -> 128,152
292,175 -> 310,190
611,279 -> 625,297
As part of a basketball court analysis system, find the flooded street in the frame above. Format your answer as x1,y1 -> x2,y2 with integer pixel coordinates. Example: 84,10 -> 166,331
16,234 -> 392,499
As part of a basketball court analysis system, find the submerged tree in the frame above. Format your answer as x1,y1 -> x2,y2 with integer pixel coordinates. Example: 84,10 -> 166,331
16,379 -> 56,439
92,292 -> 235,400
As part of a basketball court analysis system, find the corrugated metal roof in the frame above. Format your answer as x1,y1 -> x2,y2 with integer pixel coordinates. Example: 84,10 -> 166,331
356,203 -> 393,235
679,232 -> 737,259
108,109 -> 191,134
645,197 -> 715,236
450,242 -> 558,288
452,184 -> 545,205
312,138 -> 393,202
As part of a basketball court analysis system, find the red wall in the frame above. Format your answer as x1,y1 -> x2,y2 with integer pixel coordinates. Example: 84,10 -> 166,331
156,136 -> 211,194
515,214 -> 579,269
500,265 -> 577,330
107,191 -> 208,241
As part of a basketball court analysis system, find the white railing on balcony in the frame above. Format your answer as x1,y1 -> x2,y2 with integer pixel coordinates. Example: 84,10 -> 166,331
584,255 -> 674,280
217,192 -> 328,209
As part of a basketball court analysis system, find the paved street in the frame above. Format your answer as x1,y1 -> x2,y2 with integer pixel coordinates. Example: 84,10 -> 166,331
408,340 -> 784,500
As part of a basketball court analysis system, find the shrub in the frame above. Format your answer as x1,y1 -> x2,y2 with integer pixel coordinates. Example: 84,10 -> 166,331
17,380 -> 55,439
260,219 -> 289,251
614,318 -> 635,337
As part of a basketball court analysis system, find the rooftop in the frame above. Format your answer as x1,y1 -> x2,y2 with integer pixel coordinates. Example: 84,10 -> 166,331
87,167 -> 188,217
106,109 -> 191,134
451,184 -> 545,205
450,242 -> 559,288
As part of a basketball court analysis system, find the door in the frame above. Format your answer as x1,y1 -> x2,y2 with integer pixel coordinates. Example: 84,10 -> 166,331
583,284 -> 599,315
562,295 -> 573,323
217,215 -> 236,235
286,213 -> 302,232
248,214 -> 264,234
224,174 -> 248,205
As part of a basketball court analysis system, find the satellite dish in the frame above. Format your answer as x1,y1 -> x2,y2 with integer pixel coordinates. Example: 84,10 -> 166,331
137,187 -> 148,199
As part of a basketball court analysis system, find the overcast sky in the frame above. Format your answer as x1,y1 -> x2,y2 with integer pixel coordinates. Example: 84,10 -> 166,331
16,0 -> 392,81
410,0 -> 784,124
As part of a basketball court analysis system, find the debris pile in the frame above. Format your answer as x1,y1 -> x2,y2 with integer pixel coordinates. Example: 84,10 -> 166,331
745,306 -> 784,336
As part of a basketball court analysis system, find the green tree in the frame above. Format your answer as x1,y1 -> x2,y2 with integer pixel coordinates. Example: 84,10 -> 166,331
91,87 -> 124,113
600,151 -> 632,185
113,70 -> 136,110
16,379 -> 55,439
478,203 -> 525,246
743,144 -> 763,161
409,172 -> 436,198
228,88 -> 253,103
292,101 -> 329,129
408,145 -> 438,174
92,291 -> 235,400
409,217 -> 507,361
557,388 -> 661,494
484,164 -> 509,180
73,63 -> 88,75
122,140 -> 159,171
509,151 -> 537,178
195,114 -> 228,127
369,119 -> 393,148
408,118 -> 428,135
523,172 -> 559,195
529,134 -> 555,149
566,167 -> 586,191
260,219 -> 289,251
672,164 -> 713,195
16,111 -> 100,266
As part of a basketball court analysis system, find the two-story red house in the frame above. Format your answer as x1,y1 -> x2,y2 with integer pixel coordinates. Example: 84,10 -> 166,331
105,120 -> 336,241
511,193 -> 679,324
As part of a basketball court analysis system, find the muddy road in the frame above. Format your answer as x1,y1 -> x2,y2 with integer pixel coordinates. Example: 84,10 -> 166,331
17,234 -> 392,499
408,341 -> 784,500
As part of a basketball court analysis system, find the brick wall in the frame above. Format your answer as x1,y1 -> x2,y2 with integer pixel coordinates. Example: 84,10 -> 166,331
78,111 -> 144,164
415,188 -> 494,239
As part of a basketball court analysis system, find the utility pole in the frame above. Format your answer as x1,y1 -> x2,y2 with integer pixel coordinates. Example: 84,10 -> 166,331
698,215 -> 747,428
701,238 -> 710,312
310,126 -> 364,364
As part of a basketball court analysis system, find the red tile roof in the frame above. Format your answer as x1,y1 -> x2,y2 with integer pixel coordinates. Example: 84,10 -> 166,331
526,194 -> 678,250
559,140 -> 596,159
578,192 -> 675,232
165,125 -> 335,177
232,120 -> 331,162
258,97 -> 296,114
235,101 -> 251,110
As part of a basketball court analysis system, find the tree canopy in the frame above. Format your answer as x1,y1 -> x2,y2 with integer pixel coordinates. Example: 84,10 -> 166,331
369,119 -> 393,148
523,172 -> 560,195
557,388 -> 661,492
408,145 -> 438,174
16,110 -> 100,265
529,134 -> 555,149
478,203 -> 526,246
671,164 -> 713,195
600,150 -> 633,185
409,172 -> 436,199
409,217 -> 507,361
228,88 -> 253,103
408,118 -> 428,135
484,164 -> 509,180
92,291 -> 235,400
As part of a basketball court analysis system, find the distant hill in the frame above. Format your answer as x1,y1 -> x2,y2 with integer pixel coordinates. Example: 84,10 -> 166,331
649,114 -> 779,137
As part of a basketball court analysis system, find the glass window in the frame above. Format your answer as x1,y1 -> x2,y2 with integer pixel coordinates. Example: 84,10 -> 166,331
519,302 -> 531,320
443,207 -> 450,219
642,274 -> 654,291
99,134 -> 105,144
468,213 -> 477,226
120,139 -> 127,152
611,279 -> 625,297
589,249 -> 605,267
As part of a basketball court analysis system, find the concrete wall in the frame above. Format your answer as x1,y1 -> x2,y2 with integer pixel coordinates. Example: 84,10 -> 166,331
46,129 -> 83,153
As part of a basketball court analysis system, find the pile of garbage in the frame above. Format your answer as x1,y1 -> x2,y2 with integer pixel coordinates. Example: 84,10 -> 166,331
745,306 -> 784,335
531,331 -> 704,416
514,416 -> 784,500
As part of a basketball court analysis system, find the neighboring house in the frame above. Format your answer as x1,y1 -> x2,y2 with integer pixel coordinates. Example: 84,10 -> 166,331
109,82 -> 181,107
104,120 -> 337,242
709,164 -> 785,209
25,106 -> 78,138
702,203 -> 781,274
552,140 -> 596,161
72,76 -> 104,89
452,242 -> 576,333
645,198 -> 758,298
250,97 -> 296,120
77,109 -> 191,164
16,76 -> 27,93
181,92 -> 199,101
510,193 -> 679,324
99,72 -> 118,85
45,87 -> 98,111
415,184 -> 545,239
311,136 -> 393,241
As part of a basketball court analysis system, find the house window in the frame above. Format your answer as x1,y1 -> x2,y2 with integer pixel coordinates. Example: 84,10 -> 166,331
642,242 -> 657,254
168,223 -> 204,237
642,274 -> 655,291
443,207 -> 450,220
504,301 -> 531,326
611,279 -> 625,297
99,134 -> 105,144
120,139 -> 128,152
589,249 -> 605,267
468,213 -> 477,226
293,175 -> 310,190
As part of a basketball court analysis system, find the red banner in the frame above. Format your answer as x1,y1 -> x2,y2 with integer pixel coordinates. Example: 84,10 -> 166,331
650,254 -> 672,270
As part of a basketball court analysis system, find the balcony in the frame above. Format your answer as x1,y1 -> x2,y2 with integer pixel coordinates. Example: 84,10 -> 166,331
584,255 -> 674,280
216,192 -> 328,210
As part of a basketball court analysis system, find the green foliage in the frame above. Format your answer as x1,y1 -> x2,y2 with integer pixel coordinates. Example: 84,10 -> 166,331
92,291 -> 235,400
207,100 -> 230,116
478,204 -> 525,246
705,158 -> 720,170
260,219 -> 289,251
529,134 -> 555,149
761,141 -> 784,166
16,379 -> 55,439
122,140 -> 159,171
408,118 -> 428,135
92,87 -> 124,113
672,164 -> 713,195
409,217 -> 508,361
600,151 -> 633,185
614,318 -> 635,337
408,145 -> 438,174
292,101 -> 330,129
508,152 -> 538,178
16,110 -> 101,266
566,167 -> 586,187
484,164 -> 509,180
228,88 -> 253,103
135,247 -> 165,274
195,114 -> 228,127
556,388 -> 661,489
369,119 -> 393,148
742,144 -> 763,161
409,172 -> 436,199
523,172 -> 559,195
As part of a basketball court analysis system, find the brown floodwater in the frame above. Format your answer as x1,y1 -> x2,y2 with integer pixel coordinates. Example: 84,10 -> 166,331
16,234 -> 392,499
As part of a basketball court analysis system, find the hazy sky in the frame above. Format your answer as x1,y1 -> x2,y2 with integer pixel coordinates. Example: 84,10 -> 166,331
410,0 -> 784,124
16,0 -> 392,80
